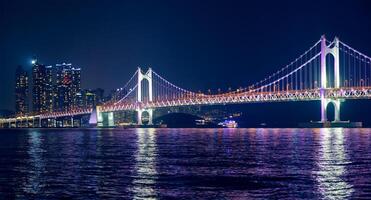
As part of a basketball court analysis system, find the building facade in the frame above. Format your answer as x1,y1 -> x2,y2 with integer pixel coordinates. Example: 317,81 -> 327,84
32,61 -> 48,114
45,66 -> 54,112
30,60 -> 83,113
55,63 -> 81,111
15,65 -> 29,116
84,90 -> 97,108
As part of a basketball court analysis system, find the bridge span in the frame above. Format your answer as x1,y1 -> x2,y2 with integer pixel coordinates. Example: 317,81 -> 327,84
1,36 -> 371,128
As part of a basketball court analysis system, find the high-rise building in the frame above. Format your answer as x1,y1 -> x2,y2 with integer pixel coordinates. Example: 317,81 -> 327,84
55,63 -> 81,111
15,65 -> 29,116
81,88 -> 105,108
45,66 -> 54,112
93,88 -> 104,105
75,92 -> 84,108
55,63 -> 67,111
71,67 -> 81,109
84,90 -> 96,108
32,60 -> 48,114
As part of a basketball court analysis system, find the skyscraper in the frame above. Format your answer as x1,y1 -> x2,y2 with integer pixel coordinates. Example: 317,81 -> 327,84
55,63 -> 81,111
45,66 -> 54,112
93,88 -> 104,105
83,88 -> 105,108
84,90 -> 97,108
32,60 -> 48,114
15,65 -> 29,116
55,63 -> 67,111
71,67 -> 81,109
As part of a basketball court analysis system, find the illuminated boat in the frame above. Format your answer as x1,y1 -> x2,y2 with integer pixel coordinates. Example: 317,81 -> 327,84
218,120 -> 238,128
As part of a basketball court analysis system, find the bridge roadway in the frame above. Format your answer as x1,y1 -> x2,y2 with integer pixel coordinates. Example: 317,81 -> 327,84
100,87 -> 371,112
2,86 -> 369,125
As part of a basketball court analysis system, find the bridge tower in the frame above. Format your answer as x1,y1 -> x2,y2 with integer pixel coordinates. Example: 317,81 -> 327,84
320,35 -> 341,122
137,67 -> 153,125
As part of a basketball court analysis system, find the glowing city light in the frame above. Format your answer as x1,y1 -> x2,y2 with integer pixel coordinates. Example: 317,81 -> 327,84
1,36 -> 371,128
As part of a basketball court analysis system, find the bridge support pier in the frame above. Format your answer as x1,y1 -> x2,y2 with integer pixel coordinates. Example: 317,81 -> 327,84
137,110 -> 142,125
96,106 -> 103,127
95,106 -> 115,128
321,98 -> 341,122
148,109 -> 153,125
107,112 -> 114,127
137,109 -> 153,125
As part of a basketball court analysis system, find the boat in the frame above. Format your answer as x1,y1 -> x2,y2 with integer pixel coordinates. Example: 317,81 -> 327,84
218,120 -> 238,128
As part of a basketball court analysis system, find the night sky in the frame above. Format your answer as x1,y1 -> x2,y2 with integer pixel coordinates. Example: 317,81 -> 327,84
1,0 -> 371,124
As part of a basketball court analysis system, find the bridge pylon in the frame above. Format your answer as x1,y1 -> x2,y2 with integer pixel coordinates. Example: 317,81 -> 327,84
320,35 -> 341,122
137,67 -> 153,125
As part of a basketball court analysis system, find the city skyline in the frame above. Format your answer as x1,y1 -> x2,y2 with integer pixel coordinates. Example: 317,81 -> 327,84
1,2 -> 371,199
2,34 -> 371,128
11,58 -> 107,114
1,0 -> 371,127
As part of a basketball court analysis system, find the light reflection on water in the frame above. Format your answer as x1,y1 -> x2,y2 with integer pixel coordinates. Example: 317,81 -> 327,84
131,128 -> 158,200
0,128 -> 370,199
23,131 -> 45,196
314,128 -> 354,200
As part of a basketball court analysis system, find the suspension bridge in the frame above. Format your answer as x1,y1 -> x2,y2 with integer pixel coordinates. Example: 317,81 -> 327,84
1,35 -> 371,128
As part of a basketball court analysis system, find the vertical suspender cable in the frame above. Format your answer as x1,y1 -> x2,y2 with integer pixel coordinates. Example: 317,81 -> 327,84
348,48 -> 351,87
353,53 -> 357,87
359,54 -> 362,87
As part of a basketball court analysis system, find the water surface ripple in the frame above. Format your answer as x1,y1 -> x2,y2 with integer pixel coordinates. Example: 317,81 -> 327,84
0,128 -> 370,199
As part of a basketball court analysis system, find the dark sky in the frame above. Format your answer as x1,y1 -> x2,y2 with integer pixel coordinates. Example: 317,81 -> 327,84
1,0 -> 371,122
